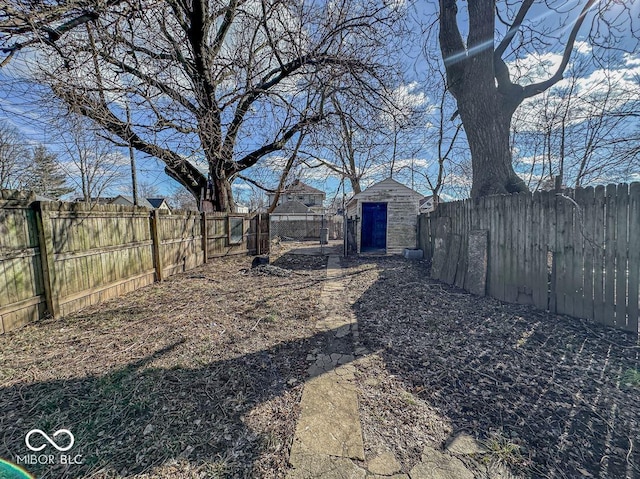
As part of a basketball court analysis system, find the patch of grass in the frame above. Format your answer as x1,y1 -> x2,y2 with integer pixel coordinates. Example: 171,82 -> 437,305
481,433 -> 524,467
401,391 -> 418,406
620,368 -> 640,387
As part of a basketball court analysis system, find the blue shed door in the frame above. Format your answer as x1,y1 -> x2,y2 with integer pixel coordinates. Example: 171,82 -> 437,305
361,202 -> 387,251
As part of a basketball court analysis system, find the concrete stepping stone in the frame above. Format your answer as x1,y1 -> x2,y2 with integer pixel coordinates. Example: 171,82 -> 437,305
289,255 -> 365,478
409,446 -> 474,479
445,432 -> 487,455
367,450 -> 402,475
287,454 -> 367,479
290,365 -> 364,462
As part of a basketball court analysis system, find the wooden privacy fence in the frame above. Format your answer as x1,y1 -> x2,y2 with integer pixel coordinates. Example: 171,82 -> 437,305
0,191 -> 268,333
418,182 -> 640,334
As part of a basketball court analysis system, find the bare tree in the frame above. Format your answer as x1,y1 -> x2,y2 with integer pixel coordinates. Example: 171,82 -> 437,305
512,54 -> 640,189
137,181 -> 160,199
0,1 -> 126,65
168,184 -> 198,211
437,0 -> 638,198
301,94 -> 390,195
24,145 -> 74,198
2,0 -> 399,212
417,73 -> 464,200
55,115 -> 129,202
0,120 -> 29,189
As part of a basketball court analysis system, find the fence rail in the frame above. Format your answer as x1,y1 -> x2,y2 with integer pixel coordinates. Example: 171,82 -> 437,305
418,183 -> 640,334
0,192 -> 268,333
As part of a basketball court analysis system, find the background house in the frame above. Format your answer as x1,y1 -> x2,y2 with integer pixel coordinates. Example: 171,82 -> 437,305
147,197 -> 172,211
234,204 -> 249,214
267,180 -> 325,213
110,195 -> 155,209
272,200 -> 312,214
419,195 -> 439,214
76,195 -> 171,211
346,178 -> 422,255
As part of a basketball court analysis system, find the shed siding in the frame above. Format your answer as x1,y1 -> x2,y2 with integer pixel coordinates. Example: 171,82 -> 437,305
346,179 -> 421,255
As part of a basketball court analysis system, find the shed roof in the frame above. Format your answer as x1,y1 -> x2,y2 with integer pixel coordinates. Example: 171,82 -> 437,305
347,178 -> 423,206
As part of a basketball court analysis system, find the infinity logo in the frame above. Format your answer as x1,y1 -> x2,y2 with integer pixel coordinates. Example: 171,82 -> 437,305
25,429 -> 75,452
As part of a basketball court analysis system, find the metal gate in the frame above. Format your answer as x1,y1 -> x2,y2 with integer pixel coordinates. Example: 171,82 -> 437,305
345,217 -> 357,255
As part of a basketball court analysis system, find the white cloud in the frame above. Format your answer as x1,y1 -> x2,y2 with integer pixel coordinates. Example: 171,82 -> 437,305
384,0 -> 406,10
574,41 -> 592,55
623,53 -> 640,68
381,82 -> 428,129
509,52 -> 564,86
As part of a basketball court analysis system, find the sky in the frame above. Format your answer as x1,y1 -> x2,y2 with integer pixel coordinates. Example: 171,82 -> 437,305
0,0 -> 638,207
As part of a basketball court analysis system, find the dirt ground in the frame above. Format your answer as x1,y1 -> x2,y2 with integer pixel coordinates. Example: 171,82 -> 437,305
1,247 -> 639,479
345,256 -> 640,479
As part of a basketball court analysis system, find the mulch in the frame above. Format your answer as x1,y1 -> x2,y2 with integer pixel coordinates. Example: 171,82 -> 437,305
0,248 -> 638,479
345,255 -> 640,479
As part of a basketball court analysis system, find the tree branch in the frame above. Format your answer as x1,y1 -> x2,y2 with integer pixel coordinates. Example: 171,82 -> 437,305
1,0 -> 126,61
494,0 -> 534,59
438,0 -> 467,95
235,175 -> 276,193
522,0 -> 598,98
234,114 -> 323,172
96,50 -> 200,115
53,85 -> 205,192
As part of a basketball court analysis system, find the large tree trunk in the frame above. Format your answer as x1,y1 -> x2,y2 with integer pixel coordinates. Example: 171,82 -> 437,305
439,0 -> 529,199
207,169 -> 235,213
439,0 -> 593,199
457,89 -> 528,198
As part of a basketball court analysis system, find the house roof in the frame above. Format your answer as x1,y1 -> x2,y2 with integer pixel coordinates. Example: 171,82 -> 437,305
347,178 -> 423,205
110,195 -> 154,208
282,179 -> 325,196
146,197 -> 170,209
272,200 -> 311,214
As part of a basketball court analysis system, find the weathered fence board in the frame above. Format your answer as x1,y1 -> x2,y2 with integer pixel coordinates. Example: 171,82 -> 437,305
593,186 -> 606,324
421,182 -> 640,334
627,183 -> 640,334
0,193 -> 46,332
156,210 -> 203,278
603,184 -> 617,327
615,184 -> 630,331
41,203 -> 156,318
0,192 -> 269,333
580,187 -> 595,321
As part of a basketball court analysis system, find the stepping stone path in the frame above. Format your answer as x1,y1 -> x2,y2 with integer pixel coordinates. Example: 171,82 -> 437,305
287,255 -> 484,479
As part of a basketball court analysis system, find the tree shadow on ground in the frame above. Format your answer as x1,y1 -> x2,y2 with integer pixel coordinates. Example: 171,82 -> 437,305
270,253 -> 329,272
0,327 -> 344,479
351,257 -> 640,478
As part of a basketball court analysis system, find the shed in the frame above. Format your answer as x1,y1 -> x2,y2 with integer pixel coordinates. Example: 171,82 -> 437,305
346,178 -> 422,255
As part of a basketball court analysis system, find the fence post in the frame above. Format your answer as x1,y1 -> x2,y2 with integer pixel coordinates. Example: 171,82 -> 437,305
256,214 -> 262,255
34,201 -> 60,318
150,209 -> 163,281
201,211 -> 208,264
